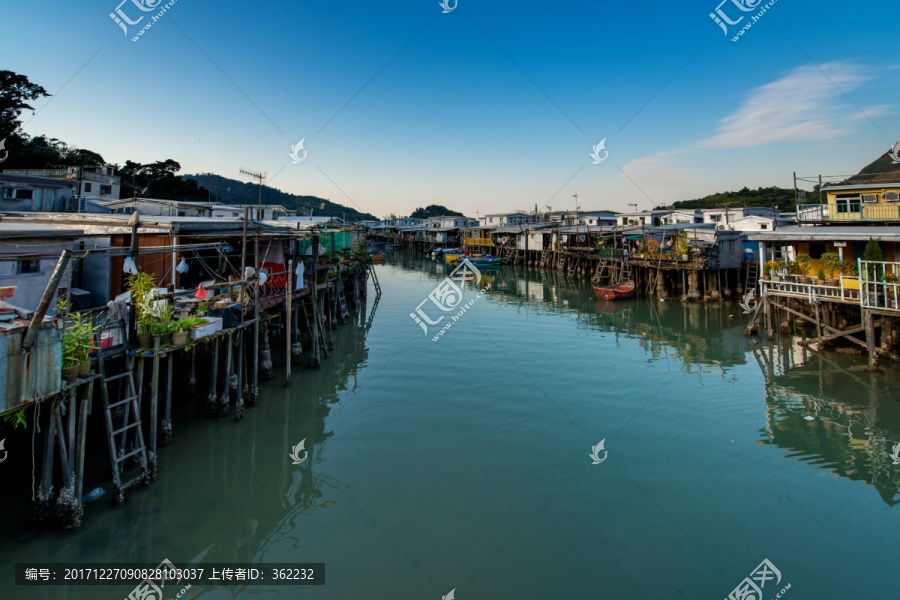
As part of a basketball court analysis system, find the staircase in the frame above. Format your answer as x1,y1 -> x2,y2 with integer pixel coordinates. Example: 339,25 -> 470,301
98,348 -> 150,505
501,247 -> 515,264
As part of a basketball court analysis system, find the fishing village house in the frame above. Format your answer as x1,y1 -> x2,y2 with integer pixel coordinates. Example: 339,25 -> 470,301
746,181 -> 900,367
2,164 -> 121,211
616,209 -> 673,227
0,172 -> 78,212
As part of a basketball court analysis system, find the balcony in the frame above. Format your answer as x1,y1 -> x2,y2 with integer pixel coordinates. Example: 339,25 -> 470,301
464,237 -> 492,246
797,203 -> 900,223
859,260 -> 900,312
761,278 -> 859,304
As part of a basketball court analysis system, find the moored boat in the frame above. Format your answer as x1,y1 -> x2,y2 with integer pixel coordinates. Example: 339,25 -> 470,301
593,279 -> 635,300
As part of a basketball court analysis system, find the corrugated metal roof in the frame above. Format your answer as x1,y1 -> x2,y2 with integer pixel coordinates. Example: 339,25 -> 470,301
746,225 -> 900,242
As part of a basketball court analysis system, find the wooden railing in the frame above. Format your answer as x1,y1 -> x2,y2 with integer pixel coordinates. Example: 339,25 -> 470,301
464,237 -> 493,246
761,278 -> 860,303
859,260 -> 900,311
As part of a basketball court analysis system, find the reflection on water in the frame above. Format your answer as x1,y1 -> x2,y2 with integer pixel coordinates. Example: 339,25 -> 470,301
751,337 -> 900,506
1,254 -> 899,599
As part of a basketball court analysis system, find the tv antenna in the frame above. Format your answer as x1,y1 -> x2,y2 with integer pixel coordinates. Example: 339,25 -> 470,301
239,168 -> 267,208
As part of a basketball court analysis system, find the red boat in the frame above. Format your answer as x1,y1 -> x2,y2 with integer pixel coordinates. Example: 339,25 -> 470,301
593,279 -> 636,300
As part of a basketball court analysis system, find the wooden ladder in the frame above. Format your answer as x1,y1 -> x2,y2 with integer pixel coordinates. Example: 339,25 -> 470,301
336,284 -> 350,324
368,260 -> 382,296
501,247 -> 514,264
98,348 -> 150,505
745,261 -> 759,291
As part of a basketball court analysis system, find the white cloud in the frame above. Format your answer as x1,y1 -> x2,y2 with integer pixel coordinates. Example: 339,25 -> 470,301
700,62 -> 873,148
619,150 -> 701,188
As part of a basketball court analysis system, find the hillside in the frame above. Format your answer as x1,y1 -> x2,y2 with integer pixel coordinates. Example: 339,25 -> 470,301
186,173 -> 377,221
846,144 -> 900,184
409,204 -> 464,218
671,186 -> 797,211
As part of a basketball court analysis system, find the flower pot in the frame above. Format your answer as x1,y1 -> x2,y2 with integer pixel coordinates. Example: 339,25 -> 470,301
78,359 -> 91,377
171,331 -> 188,345
799,276 -> 812,284
815,278 -> 825,286
153,334 -> 171,347
137,333 -> 153,349
825,278 -> 839,286
771,275 -> 781,282
62,364 -> 80,383
761,275 -> 770,281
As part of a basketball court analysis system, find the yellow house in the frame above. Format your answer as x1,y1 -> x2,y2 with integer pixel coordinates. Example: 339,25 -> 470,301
798,183 -> 900,223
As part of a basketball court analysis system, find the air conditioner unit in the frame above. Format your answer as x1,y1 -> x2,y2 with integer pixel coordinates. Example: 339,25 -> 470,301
716,224 -> 727,231
862,194 -> 877,203
885,192 -> 899,202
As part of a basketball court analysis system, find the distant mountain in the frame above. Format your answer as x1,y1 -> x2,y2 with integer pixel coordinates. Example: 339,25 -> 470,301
846,144 -> 900,184
185,173 -> 377,221
670,186 -> 797,211
409,204 -> 465,218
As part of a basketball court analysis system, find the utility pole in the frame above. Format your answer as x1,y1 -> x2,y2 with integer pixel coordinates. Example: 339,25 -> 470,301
239,168 -> 267,210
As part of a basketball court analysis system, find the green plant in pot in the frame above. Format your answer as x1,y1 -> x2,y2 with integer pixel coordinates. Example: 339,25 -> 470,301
840,260 -> 857,277
150,302 -> 174,346
796,254 -> 812,283
126,272 -> 156,348
171,316 -> 206,344
820,253 -> 841,285
816,268 -> 826,285
61,312 -> 97,382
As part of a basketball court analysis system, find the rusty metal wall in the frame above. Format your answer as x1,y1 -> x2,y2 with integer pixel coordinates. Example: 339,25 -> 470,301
0,322 -> 62,415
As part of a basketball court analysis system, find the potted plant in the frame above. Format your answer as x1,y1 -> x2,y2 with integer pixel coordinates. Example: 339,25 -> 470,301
675,232 -> 689,260
126,272 -> 156,349
821,253 -> 841,286
150,302 -> 174,347
171,316 -> 205,345
767,261 -> 784,282
62,313 -> 97,382
816,268 -> 826,286
785,260 -> 798,280
796,254 -> 812,284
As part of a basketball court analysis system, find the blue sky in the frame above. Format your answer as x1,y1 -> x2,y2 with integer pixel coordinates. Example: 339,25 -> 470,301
4,0 -> 899,217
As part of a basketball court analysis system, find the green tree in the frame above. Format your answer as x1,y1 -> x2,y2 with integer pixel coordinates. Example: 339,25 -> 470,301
0,70 -> 50,137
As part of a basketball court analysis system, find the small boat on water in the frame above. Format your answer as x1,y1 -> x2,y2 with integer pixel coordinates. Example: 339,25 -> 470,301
593,279 -> 635,300
369,253 -> 386,263
467,256 -> 501,267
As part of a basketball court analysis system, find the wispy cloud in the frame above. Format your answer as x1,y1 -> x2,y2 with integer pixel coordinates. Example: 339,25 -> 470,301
619,62 -> 889,189
618,150 -> 701,188
699,62 -> 874,148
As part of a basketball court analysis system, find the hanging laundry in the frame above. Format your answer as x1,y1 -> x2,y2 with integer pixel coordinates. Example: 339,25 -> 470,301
123,257 -> 138,274
176,257 -> 190,274
295,261 -> 305,290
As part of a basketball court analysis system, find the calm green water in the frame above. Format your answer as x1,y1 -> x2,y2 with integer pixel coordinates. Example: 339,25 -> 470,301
2,252 -> 900,599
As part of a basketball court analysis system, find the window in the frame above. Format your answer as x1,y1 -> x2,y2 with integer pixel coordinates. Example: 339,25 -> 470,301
15,259 -> 41,275
709,214 -> 721,221
83,183 -> 92,193
100,184 -> 112,195
760,223 -> 769,230
808,243 -> 826,259
5,188 -> 34,200
835,195 -> 861,214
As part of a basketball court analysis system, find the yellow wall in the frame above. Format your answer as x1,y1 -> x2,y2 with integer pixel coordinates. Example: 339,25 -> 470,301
826,186 -> 900,221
